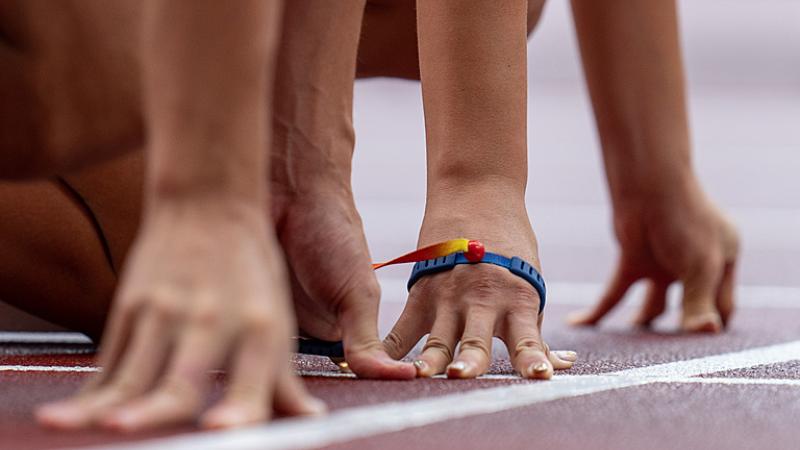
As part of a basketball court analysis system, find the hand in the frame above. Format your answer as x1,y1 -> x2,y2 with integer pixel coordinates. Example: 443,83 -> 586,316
382,197 -> 576,379
273,186 -> 416,379
37,197 -> 324,431
569,182 -> 740,332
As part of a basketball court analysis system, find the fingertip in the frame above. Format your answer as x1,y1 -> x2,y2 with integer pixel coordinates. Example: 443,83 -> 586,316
681,311 -> 723,334
549,352 -> 575,371
566,310 -> 597,327
347,351 -> 416,380
200,405 -> 264,430
446,361 -> 478,379
553,350 -> 578,363
300,397 -> 328,416
413,359 -> 433,378
35,403 -> 88,430
525,361 -> 553,380
98,409 -> 144,433
515,351 -> 553,379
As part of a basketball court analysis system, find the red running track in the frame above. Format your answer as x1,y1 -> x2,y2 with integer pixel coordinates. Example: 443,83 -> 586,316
3,300 -> 800,450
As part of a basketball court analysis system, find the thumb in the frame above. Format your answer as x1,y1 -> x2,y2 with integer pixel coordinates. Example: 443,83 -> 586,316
337,280 -> 416,380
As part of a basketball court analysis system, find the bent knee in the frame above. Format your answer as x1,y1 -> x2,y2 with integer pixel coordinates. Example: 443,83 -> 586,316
0,45 -> 55,179
0,2 -> 143,179
528,0 -> 547,36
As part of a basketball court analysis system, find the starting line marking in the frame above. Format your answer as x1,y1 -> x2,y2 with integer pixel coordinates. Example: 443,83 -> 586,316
0,365 -> 99,373
5,366 -> 800,388
70,340 -> 800,450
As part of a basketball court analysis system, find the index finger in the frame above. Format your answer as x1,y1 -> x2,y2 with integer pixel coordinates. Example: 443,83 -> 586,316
567,262 -> 636,326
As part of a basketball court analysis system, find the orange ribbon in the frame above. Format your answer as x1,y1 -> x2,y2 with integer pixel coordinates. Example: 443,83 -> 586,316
372,238 -> 485,270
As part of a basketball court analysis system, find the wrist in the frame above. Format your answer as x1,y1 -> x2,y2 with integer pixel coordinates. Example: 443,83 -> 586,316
609,170 -> 705,225
605,153 -> 698,210
142,190 -> 269,235
426,176 -> 526,211
146,134 -> 268,207
421,181 -> 537,260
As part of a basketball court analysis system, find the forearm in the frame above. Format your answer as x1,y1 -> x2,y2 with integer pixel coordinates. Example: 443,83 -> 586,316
142,0 -> 281,207
417,0 -> 529,203
270,0 -> 366,197
571,0 -> 696,208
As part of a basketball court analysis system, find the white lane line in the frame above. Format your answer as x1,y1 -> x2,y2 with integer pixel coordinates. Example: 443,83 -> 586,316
10,366 -> 800,388
610,340 -> 800,378
669,377 -> 800,387
83,340 -> 800,450
0,365 -> 99,373
0,331 -> 93,344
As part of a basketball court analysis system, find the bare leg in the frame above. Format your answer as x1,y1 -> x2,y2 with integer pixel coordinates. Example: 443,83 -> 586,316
0,0 -> 142,178
0,179 -> 116,339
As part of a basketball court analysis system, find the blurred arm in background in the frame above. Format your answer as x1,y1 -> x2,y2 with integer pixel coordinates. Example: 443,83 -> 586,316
568,0 -> 740,332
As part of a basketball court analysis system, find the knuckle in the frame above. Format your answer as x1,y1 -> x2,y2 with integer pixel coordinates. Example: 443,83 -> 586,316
513,335 -> 544,358
147,289 -> 184,321
383,330 -> 405,355
423,337 -> 454,361
149,300 -> 181,322
160,376 -> 202,410
458,337 -> 491,358
189,306 -> 223,329
242,308 -> 274,332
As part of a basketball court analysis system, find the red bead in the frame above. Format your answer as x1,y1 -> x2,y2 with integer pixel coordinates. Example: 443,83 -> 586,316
465,240 -> 485,262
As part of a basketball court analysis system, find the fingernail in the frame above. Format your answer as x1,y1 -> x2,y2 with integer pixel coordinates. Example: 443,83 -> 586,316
555,351 -> 578,362
529,362 -> 549,375
447,361 -> 471,377
413,360 -> 428,371
450,361 -> 466,371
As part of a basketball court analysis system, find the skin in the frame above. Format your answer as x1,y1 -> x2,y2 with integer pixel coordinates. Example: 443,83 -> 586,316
566,0 -> 739,332
18,0 -> 327,431
269,0 -> 415,379
0,0 -> 738,430
382,0 -> 566,379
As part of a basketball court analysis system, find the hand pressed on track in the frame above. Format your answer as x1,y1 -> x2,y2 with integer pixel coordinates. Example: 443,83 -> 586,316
382,203 -> 577,379
274,188 -> 416,380
569,185 -> 739,332
37,199 -> 324,431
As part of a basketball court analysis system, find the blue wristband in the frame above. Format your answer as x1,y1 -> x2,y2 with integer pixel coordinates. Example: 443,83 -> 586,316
407,251 -> 546,313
